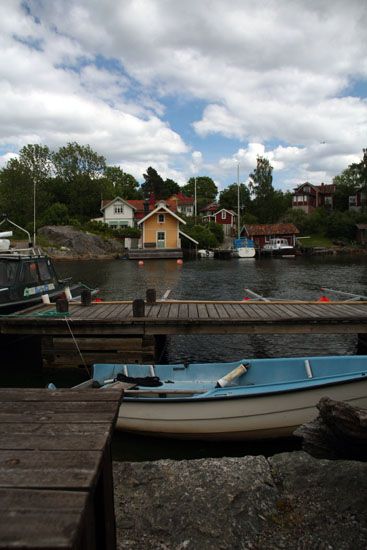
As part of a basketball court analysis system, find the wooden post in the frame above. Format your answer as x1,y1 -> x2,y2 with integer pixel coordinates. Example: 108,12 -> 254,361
132,299 -> 145,317
146,288 -> 156,304
357,333 -> 367,354
81,289 -> 92,307
56,298 -> 69,313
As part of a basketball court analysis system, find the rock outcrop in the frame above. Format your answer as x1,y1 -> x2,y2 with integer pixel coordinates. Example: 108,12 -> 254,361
38,225 -> 123,259
113,452 -> 367,549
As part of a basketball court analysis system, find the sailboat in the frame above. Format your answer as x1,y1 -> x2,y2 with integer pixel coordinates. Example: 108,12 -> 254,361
232,165 -> 256,258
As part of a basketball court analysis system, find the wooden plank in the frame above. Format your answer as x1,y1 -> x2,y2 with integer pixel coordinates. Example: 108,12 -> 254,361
206,303 -> 219,319
178,303 -> 189,319
157,303 -> 171,318
0,422 -> 108,435
0,389 -> 122,403
46,337 -> 144,351
0,412 -> 121,423
0,489 -> 88,550
213,303 -> 230,319
197,303 -> 209,319
230,303 -> 254,319
168,302 -> 180,318
188,303 -> 198,319
223,304 -> 241,318
0,401 -> 120,413
0,449 -> 102,489
0,433 -> 110,451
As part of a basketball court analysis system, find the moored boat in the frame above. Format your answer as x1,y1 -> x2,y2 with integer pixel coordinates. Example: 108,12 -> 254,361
261,238 -> 295,256
232,237 -> 256,258
0,228 -> 97,314
82,355 -> 367,441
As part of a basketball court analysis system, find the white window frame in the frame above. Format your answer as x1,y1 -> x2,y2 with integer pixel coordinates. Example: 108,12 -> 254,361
158,213 -> 165,223
114,203 -> 124,214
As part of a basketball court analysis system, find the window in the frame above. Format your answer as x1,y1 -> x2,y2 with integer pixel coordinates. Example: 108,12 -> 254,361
0,261 -> 18,285
158,213 -> 165,223
324,196 -> 332,207
349,196 -> 356,206
114,203 -> 124,214
221,211 -> 226,220
38,260 -> 52,281
19,262 -> 39,284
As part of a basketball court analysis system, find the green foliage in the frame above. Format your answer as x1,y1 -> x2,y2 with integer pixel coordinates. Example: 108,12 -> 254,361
207,221 -> 224,244
219,183 -> 251,213
102,166 -> 142,199
184,224 -> 217,249
40,203 -> 70,226
113,226 -> 141,239
182,177 -> 218,210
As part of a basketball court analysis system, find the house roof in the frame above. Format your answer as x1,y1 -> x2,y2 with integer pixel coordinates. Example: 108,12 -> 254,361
100,197 -> 136,211
214,208 -> 236,217
356,224 -> 367,230
200,202 -> 218,212
293,182 -> 336,194
137,202 -> 186,225
169,193 -> 194,205
244,223 -> 300,236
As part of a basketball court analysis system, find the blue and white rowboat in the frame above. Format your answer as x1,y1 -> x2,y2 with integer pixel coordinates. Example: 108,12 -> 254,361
79,355 -> 367,440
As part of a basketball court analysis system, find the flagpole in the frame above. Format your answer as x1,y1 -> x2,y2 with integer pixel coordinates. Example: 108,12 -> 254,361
237,164 -> 240,239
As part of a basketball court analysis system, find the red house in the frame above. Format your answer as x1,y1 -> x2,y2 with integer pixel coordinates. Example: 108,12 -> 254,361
349,186 -> 367,211
292,183 -> 336,213
202,207 -> 236,236
243,223 -> 300,249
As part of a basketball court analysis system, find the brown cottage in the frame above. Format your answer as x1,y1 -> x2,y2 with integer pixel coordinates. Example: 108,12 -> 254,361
243,223 -> 300,249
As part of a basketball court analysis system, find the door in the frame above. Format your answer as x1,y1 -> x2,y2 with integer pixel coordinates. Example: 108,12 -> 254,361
157,231 -> 166,248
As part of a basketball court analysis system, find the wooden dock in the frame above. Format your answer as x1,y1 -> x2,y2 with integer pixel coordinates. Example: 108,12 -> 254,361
1,299 -> 367,366
0,387 -> 122,549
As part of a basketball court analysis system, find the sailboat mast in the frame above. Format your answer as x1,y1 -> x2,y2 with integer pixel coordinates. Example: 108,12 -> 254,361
237,163 -> 240,239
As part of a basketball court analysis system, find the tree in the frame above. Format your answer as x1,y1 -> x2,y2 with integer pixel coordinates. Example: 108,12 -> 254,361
333,165 -> 361,211
182,176 -> 218,210
164,178 -> 180,197
102,166 -> 142,199
141,167 -> 166,199
52,143 -> 106,220
219,183 -> 251,213
52,142 -> 106,182
248,156 -> 291,223
0,144 -> 53,231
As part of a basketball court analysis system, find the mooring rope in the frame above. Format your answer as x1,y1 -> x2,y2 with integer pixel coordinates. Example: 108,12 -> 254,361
63,316 -> 91,378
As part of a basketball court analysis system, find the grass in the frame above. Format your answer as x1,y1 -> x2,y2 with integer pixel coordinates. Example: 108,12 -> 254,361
297,234 -> 334,248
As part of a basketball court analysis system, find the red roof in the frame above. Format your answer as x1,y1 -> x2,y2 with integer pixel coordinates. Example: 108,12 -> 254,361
244,223 -> 300,236
200,202 -> 218,212
168,193 -> 194,205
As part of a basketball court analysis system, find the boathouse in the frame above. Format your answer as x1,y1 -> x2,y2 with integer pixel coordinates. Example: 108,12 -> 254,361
127,201 -> 198,258
243,223 -> 300,249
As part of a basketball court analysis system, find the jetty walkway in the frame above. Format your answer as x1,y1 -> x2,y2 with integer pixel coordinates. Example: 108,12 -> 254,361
1,299 -> 367,366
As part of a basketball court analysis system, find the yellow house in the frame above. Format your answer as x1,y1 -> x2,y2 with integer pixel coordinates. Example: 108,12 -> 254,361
137,201 -> 197,250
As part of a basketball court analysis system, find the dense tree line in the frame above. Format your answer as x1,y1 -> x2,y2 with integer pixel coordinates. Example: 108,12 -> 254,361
0,142 -> 366,245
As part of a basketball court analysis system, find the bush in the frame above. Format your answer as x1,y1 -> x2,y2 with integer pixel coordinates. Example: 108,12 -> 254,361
207,222 -> 224,244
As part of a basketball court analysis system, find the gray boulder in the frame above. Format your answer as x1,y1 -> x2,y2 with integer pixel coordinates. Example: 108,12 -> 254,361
113,452 -> 367,549
38,225 -> 123,259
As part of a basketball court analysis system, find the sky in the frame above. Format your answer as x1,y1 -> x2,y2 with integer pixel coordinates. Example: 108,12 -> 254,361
0,0 -> 367,192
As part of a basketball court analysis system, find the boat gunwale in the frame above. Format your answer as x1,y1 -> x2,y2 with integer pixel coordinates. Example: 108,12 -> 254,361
121,372 -> 367,404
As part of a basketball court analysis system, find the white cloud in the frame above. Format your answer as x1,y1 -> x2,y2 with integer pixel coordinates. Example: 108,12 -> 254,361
0,0 -> 366,187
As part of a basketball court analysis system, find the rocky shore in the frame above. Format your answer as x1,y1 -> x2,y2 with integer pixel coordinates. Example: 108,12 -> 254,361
38,225 -> 124,259
113,451 -> 367,549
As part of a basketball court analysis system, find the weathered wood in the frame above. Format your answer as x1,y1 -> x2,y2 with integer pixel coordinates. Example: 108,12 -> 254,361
294,397 -> 367,460
0,388 -> 122,549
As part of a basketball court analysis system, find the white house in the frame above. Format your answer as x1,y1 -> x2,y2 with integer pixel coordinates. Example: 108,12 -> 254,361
94,197 -> 137,248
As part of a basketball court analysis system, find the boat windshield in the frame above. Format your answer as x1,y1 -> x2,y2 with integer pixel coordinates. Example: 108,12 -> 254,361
0,260 -> 18,286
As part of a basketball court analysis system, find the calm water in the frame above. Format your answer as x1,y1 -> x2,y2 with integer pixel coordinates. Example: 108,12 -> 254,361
9,254 -> 367,460
57,253 -> 367,363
